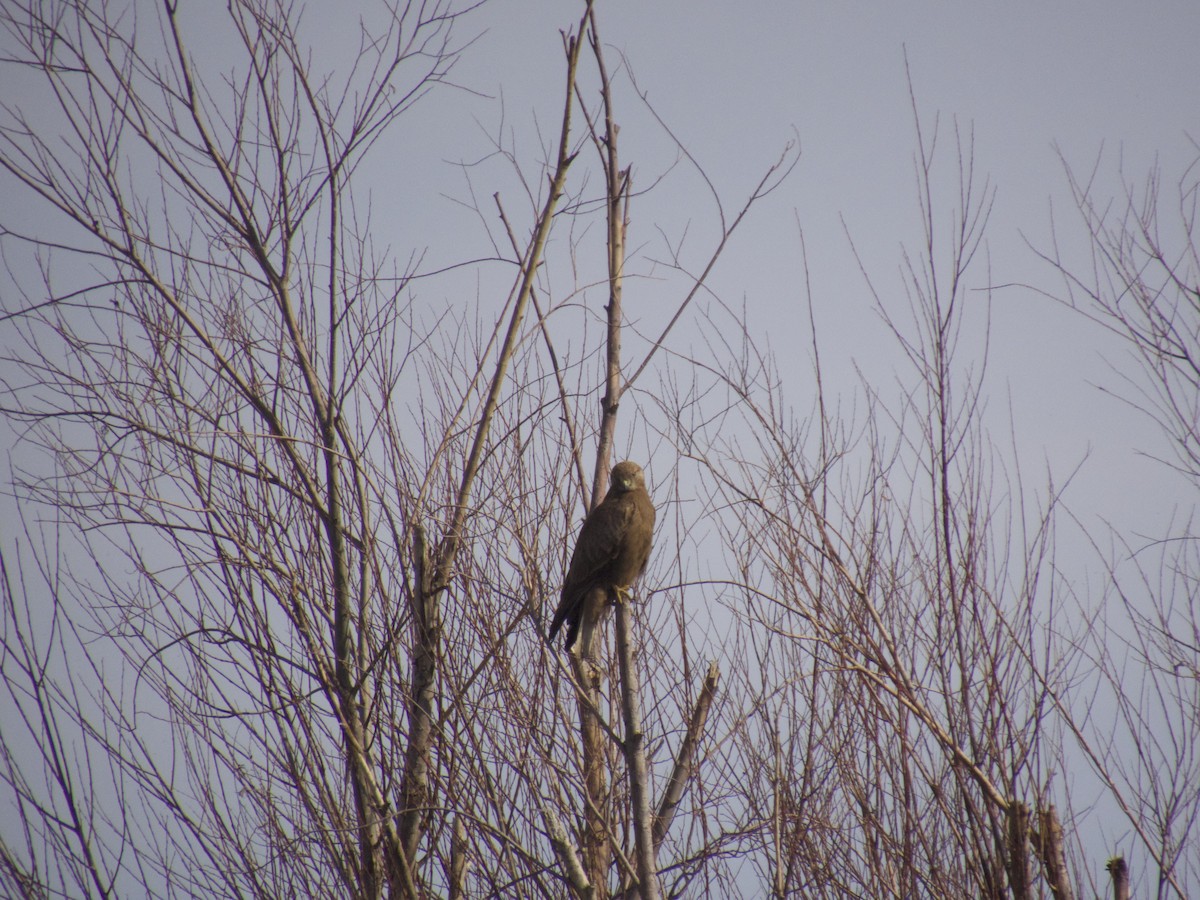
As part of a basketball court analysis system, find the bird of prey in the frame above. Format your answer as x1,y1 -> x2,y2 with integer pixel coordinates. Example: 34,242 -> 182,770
549,460 -> 655,658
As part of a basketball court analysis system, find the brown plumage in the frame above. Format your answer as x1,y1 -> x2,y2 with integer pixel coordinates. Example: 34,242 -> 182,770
549,461 -> 655,658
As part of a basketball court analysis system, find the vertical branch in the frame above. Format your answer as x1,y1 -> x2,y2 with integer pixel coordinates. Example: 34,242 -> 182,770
614,598 -> 660,900
449,817 -> 467,900
398,520 -> 436,869
1006,801 -> 1031,900
562,13 -> 629,897
434,7 -> 589,574
586,7 -> 630,508
1106,857 -> 1129,900
397,1 -> 590,873
572,645 -> 612,899
1033,806 -> 1075,900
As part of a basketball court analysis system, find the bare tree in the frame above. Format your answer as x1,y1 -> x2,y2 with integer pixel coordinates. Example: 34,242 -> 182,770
1034,149 -> 1200,899
3,2 -> 1196,898
0,0 -> 575,894
1043,149 -> 1200,482
659,107 -> 1088,898
0,1 -> 786,896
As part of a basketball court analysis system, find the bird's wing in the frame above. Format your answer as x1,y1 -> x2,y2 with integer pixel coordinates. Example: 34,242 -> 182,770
563,495 -> 634,591
548,495 -> 633,642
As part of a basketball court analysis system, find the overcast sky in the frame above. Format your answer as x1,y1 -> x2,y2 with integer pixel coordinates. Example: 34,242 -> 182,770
2,1 -> 1198,884
405,0 -> 1200,536
4,0 -> 1197,618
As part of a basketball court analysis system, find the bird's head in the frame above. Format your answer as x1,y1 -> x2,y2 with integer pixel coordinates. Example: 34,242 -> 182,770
609,460 -> 645,492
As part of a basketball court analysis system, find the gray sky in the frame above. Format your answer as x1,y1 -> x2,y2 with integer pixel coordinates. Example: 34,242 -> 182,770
6,0 -> 1194,652
6,6 -> 1194,522
422,0 -> 1200,531
3,0 -> 1198,887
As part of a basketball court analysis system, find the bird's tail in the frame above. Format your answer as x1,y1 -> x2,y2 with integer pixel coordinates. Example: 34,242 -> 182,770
575,590 -> 611,661
576,615 -> 594,659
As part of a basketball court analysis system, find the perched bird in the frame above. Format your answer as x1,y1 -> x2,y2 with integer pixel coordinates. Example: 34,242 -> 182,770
549,460 -> 655,658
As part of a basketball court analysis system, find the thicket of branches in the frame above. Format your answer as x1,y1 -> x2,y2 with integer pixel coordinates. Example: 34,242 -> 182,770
0,2 -> 1195,898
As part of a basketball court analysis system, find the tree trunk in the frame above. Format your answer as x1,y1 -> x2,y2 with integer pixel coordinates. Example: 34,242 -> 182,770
614,597 -> 660,900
